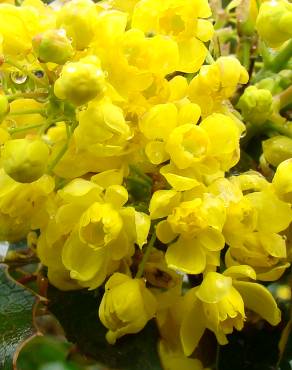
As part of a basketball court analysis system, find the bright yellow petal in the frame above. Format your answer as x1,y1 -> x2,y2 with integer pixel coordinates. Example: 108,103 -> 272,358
196,272 -> 232,304
156,220 -> 178,244
223,265 -> 256,280
105,185 -> 128,208
198,228 -> 225,252
149,190 -> 181,219
135,211 -> 151,248
180,299 -> 206,356
256,263 -> 290,282
177,38 -> 207,73
196,19 -> 214,42
234,281 -> 281,325
166,237 -> 206,274
145,141 -> 169,165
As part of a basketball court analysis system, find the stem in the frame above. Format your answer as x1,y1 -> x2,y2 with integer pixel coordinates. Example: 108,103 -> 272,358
136,230 -> 157,279
5,58 -> 48,88
241,38 -> 251,70
269,39 -> 292,73
252,40 -> 292,83
265,120 -> 292,138
8,122 -> 44,134
9,108 -> 46,116
8,91 -> 49,102
206,50 -> 215,64
274,86 -> 292,110
215,343 -> 220,370
47,123 -> 71,173
129,165 -> 152,185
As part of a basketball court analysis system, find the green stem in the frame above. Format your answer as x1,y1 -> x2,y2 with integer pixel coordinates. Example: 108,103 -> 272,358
206,50 -> 215,64
265,120 -> 292,138
9,108 -> 46,116
129,165 -> 152,185
47,123 -> 71,174
8,122 -> 44,134
274,86 -> 292,110
241,38 -> 251,70
5,58 -> 48,88
136,231 -> 157,279
8,91 -> 49,102
269,39 -> 292,73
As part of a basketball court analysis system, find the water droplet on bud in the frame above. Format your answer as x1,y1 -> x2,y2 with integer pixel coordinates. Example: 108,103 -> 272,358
10,71 -> 27,85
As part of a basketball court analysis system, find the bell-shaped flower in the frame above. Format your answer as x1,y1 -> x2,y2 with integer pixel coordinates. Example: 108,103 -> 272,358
180,267 -> 281,356
99,273 -> 157,344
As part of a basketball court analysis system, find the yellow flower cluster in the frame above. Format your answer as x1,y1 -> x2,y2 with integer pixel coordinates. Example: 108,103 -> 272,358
0,0 -> 291,367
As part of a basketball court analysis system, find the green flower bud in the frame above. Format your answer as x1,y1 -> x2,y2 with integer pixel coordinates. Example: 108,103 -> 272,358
54,56 -> 105,106
256,76 -> 282,94
237,86 -> 273,124
32,29 -> 74,65
0,94 -> 9,121
263,135 -> 292,167
278,70 -> 292,90
256,0 -> 292,47
2,138 -> 49,183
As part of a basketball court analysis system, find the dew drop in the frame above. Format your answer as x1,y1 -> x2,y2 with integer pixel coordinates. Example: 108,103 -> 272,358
34,70 -> 44,78
10,71 -> 27,85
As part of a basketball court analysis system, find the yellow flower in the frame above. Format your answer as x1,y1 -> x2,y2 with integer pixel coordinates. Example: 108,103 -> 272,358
132,0 -> 213,73
56,0 -> 98,50
38,178 -> 150,290
1,137 -> 49,183
74,99 -> 132,157
99,273 -> 157,344
155,194 -> 226,274
263,136 -> 292,167
180,267 -> 281,356
0,169 -> 54,241
0,3 -> 39,55
256,0 -> 292,48
222,175 -> 292,281
54,56 -> 106,106
201,113 -> 243,171
165,124 -> 210,170
272,159 -> 292,203
189,57 -> 249,116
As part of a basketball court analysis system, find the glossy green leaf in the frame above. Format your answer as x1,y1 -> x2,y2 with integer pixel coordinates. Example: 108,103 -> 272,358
0,264 -> 40,370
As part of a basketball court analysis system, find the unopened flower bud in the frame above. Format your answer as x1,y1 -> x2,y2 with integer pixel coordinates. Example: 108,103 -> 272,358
56,0 -> 97,50
263,135 -> 292,167
237,86 -> 273,124
54,56 -> 106,106
256,0 -> 292,47
32,29 -> 74,65
2,138 -> 49,183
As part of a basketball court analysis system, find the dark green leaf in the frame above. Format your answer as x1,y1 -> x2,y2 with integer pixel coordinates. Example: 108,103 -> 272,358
0,264 -> 40,370
47,286 -> 162,370
16,336 -> 84,370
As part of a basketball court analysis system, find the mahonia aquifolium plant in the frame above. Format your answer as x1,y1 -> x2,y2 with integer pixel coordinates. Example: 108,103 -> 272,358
0,0 -> 292,368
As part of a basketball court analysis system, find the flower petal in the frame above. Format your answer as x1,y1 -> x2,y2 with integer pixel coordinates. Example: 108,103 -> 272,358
177,38 -> 207,73
223,265 -> 256,280
180,299 -> 206,356
234,281 -> 281,325
156,220 -> 178,244
166,237 -> 206,274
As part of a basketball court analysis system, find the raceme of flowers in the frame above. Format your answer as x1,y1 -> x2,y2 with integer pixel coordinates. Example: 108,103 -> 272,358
0,0 -> 291,368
